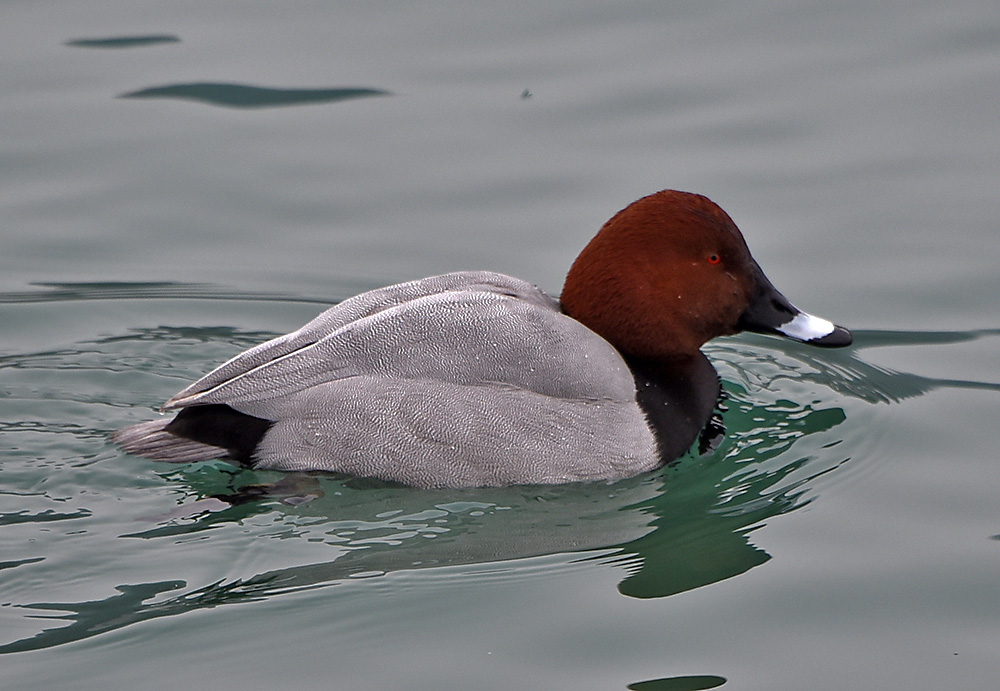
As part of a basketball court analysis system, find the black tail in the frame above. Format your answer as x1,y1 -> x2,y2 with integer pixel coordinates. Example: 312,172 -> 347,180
113,404 -> 272,465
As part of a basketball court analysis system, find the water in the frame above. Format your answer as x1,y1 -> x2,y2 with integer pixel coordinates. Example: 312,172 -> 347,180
2,1 -> 999,688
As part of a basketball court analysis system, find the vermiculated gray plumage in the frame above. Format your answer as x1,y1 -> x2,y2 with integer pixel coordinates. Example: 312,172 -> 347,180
115,272 -> 659,487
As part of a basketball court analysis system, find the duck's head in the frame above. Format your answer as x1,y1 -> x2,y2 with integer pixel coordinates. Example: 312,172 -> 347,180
560,189 -> 852,361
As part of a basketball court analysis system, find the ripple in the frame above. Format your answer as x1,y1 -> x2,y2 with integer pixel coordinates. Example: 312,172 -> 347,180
64,34 -> 181,49
0,509 -> 92,527
628,676 -> 727,691
118,82 -> 392,109
0,281 -> 335,306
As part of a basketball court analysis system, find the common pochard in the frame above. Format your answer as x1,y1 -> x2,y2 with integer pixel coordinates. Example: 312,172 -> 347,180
114,189 -> 851,487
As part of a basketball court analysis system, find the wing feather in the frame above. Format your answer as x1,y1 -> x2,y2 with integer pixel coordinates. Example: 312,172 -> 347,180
163,279 -> 634,418
164,271 -> 561,410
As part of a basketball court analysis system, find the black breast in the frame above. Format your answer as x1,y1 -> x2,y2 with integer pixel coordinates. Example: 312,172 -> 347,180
627,352 -> 723,463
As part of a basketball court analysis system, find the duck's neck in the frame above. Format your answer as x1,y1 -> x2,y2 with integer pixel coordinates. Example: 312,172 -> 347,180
625,351 -> 722,463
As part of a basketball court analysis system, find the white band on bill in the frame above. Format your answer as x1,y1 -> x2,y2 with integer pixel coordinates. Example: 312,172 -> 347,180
776,311 -> 837,342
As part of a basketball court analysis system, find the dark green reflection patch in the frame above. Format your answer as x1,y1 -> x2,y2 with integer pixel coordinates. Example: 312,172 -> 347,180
119,82 -> 391,109
628,675 -> 727,691
66,34 -> 181,48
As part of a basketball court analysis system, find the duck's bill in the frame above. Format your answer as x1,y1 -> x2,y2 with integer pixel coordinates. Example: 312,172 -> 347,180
738,267 -> 852,347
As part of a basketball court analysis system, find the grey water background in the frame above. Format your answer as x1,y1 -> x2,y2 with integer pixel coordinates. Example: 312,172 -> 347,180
2,1 -> 999,689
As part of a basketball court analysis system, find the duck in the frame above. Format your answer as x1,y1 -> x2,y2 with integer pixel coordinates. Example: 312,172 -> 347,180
113,189 -> 851,488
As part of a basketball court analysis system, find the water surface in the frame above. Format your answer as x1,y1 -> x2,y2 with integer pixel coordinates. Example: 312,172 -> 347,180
2,1 -> 999,689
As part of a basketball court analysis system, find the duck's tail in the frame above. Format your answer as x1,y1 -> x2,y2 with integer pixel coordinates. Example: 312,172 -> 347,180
113,404 -> 273,464
112,419 -> 228,463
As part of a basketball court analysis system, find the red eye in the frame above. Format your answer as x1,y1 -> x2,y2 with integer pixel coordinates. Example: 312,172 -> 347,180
707,254 -> 721,264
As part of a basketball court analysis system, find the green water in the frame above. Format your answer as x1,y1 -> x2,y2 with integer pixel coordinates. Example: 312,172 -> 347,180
3,289 -> 998,687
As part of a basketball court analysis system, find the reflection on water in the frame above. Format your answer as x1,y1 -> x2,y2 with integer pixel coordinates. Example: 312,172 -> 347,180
0,281 -> 330,306
119,83 -> 391,109
717,329 -> 1000,405
3,295 -> 997,658
0,509 -> 92,526
64,34 -> 181,49
0,432 -> 804,655
628,675 -> 726,691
